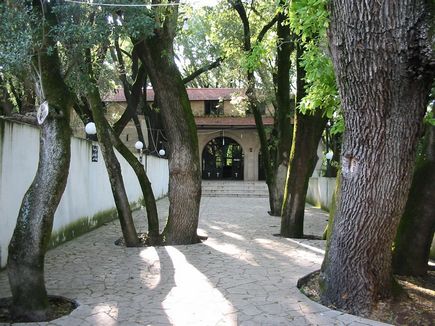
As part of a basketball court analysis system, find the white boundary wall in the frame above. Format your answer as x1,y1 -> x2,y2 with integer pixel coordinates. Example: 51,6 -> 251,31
306,177 -> 336,211
0,119 -> 168,267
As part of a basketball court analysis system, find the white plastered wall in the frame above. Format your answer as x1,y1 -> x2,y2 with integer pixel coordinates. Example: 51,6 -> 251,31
0,119 -> 169,267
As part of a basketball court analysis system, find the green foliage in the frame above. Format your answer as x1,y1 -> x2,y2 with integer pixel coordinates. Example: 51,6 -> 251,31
50,1 -> 155,96
425,100 -> 435,126
299,40 -> 339,117
288,0 -> 329,41
0,2 -> 34,73
175,3 -> 246,87
175,0 -> 277,90
287,0 -> 341,124
425,109 -> 435,126
330,115 -> 344,134
242,43 -> 268,73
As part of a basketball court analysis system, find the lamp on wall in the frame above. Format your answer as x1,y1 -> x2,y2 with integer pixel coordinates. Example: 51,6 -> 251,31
85,122 -> 97,135
85,122 -> 98,162
158,141 -> 166,157
135,141 -> 144,163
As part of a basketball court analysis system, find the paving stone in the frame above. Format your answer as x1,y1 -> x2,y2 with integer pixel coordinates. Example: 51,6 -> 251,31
0,197 -> 391,325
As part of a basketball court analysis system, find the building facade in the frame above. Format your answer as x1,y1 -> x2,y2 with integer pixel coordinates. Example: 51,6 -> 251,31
106,88 -> 274,181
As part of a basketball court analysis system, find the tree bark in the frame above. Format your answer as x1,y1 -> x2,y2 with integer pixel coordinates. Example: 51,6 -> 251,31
182,57 -> 223,84
269,7 -> 294,216
7,1 -> 72,320
280,42 -> 327,237
72,99 -> 160,242
320,0 -> 434,314
143,101 -> 165,155
323,173 -> 341,241
231,0 -> 276,199
280,110 -> 326,237
112,65 -> 145,137
392,124 -> 435,276
135,12 -> 201,245
86,85 -> 140,247
108,128 -> 160,242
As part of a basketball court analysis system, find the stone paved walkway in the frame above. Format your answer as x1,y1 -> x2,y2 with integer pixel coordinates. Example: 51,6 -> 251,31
0,197 -> 390,326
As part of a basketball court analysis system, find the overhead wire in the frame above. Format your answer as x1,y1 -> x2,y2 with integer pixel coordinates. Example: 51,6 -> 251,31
63,0 -> 216,8
64,0 -> 181,7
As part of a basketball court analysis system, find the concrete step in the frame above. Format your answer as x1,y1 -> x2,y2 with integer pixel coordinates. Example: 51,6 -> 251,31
202,193 -> 268,198
201,181 -> 269,198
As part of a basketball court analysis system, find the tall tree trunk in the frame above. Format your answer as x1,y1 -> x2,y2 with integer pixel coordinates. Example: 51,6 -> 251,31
230,0 -> 276,199
143,102 -> 165,155
112,65 -> 145,137
7,1 -> 72,320
248,76 -> 273,185
108,128 -> 160,242
72,100 -> 160,242
280,43 -> 327,238
322,173 -> 341,240
86,86 -> 139,247
320,0 -> 434,314
269,8 -> 294,216
392,124 -> 435,276
21,77 -> 36,114
280,111 -> 326,237
136,29 -> 201,245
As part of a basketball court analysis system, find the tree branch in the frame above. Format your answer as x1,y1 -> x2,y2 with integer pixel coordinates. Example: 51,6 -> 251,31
112,65 -> 146,136
182,57 -> 223,84
256,13 -> 278,44
114,38 -> 130,95
230,0 -> 251,52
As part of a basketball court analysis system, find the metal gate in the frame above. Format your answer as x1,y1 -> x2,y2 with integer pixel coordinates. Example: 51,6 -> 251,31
202,137 -> 244,180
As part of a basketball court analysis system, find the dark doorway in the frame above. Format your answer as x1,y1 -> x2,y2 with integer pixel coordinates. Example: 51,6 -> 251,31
258,152 -> 266,181
202,137 -> 243,180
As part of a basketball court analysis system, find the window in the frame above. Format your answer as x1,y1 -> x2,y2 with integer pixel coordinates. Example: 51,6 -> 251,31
204,100 -> 223,116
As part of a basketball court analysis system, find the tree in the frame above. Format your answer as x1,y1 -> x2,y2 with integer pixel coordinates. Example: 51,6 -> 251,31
320,0 -> 434,314
392,123 -> 435,276
55,3 -> 163,245
177,1 -> 294,216
135,0 -> 202,245
280,0 -> 337,237
280,41 -> 327,237
230,0 -> 281,211
268,1 -> 294,216
85,79 -> 140,247
6,0 -> 73,320
56,6 -> 142,246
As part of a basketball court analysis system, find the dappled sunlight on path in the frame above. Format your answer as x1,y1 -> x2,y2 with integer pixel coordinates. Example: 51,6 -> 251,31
161,247 -> 236,325
0,196 -> 390,325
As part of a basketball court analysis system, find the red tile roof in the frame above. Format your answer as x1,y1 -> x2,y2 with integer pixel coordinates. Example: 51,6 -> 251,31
104,88 -> 242,102
195,116 -> 274,128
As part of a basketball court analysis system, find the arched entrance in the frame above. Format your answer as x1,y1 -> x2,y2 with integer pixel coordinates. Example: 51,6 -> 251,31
202,137 -> 244,180
258,152 -> 266,181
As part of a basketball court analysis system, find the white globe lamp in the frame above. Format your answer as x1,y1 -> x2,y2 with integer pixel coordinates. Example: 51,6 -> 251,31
134,141 -> 144,151
159,149 -> 166,156
85,122 -> 97,135
325,151 -> 334,160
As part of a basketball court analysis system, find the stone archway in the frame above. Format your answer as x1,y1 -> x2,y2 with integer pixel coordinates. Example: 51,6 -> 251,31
202,137 -> 244,180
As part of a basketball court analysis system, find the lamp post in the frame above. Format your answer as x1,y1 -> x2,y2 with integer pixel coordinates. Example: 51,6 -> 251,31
324,120 -> 334,177
85,122 -> 97,135
85,122 -> 98,162
135,141 -> 144,163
